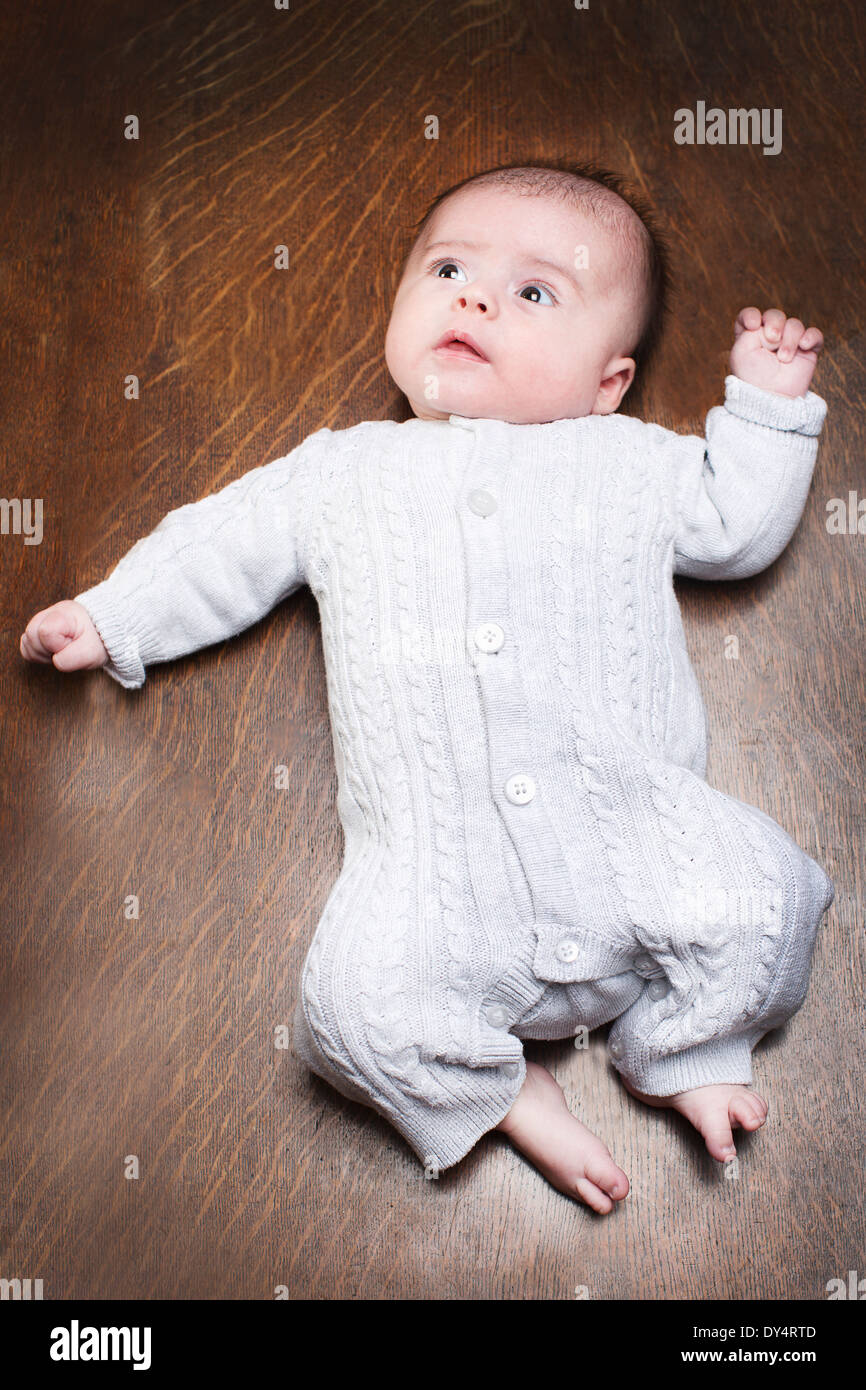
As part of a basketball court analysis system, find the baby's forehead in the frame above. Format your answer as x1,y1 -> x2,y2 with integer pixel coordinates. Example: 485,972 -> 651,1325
413,187 -> 635,282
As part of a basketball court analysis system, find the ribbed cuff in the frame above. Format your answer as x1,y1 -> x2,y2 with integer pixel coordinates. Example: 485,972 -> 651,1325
399,1057 -> 529,1174
74,584 -> 146,689
723,374 -> 827,436
612,1033 -> 756,1096
292,994 -> 527,1174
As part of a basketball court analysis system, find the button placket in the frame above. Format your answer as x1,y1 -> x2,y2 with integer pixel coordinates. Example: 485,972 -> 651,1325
474,621 -> 505,653
504,773 -> 535,805
647,978 -> 671,1001
467,488 -> 498,517
555,937 -> 580,963
485,1004 -> 509,1028
456,421 -> 579,1020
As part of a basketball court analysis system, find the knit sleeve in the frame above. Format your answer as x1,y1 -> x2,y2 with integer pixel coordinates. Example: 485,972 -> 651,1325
73,427 -> 329,689
666,375 -> 827,580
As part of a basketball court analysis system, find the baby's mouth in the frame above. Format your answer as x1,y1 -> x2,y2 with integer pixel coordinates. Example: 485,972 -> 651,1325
433,331 -> 490,362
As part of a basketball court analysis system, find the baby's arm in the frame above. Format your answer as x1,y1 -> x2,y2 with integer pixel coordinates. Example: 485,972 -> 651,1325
654,306 -> 827,580
21,428 -> 329,690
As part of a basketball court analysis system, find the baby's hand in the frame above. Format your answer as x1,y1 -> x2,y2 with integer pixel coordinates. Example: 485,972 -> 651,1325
20,600 -> 108,674
729,306 -> 824,399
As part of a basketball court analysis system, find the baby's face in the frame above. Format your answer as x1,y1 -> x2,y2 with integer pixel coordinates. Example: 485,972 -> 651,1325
384,186 -> 641,424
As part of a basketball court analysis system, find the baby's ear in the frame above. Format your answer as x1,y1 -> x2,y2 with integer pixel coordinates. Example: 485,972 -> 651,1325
594,358 -> 636,414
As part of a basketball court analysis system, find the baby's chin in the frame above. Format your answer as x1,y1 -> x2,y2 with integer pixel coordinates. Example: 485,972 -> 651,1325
408,386 -> 570,425
430,382 -> 590,425
397,365 -> 587,424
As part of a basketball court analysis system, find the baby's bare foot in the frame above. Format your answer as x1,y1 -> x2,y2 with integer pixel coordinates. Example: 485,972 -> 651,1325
620,1076 -> 768,1161
495,1060 -> 629,1213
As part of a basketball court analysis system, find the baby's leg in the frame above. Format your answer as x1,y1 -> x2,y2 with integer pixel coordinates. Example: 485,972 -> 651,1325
619,1076 -> 768,1160
496,1061 -> 629,1213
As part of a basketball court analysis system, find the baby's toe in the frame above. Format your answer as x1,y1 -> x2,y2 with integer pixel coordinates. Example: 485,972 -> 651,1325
574,1177 -> 614,1214
584,1151 -> 629,1202
731,1092 -> 768,1131
700,1110 -> 737,1160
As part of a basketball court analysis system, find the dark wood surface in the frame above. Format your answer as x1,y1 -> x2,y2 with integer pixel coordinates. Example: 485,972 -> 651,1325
2,0 -> 864,1300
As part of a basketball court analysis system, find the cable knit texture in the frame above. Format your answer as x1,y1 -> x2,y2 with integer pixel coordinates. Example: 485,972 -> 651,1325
74,375 -> 836,1172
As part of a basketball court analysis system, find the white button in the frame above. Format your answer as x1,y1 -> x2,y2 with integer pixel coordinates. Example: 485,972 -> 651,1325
502,1061 -> 520,1078
474,622 -> 505,653
647,978 -> 671,1001
634,952 -> 654,971
504,773 -> 535,805
467,489 -> 497,516
555,938 -> 580,963
608,1039 -> 624,1060
486,1004 -> 509,1028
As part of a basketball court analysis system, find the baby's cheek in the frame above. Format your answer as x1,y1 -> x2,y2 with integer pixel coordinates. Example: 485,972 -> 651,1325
521,356 -> 587,408
385,322 -> 419,389
519,356 -> 561,390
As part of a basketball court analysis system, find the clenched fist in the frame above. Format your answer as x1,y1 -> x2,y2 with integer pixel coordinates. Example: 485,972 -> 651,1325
20,600 -> 108,674
729,306 -> 824,399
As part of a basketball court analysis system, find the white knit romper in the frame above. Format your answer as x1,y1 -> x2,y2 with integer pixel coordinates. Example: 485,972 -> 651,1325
74,375 -> 835,1174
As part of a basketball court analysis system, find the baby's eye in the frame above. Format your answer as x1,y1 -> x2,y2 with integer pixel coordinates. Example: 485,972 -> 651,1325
431,260 -> 467,282
519,283 -> 556,306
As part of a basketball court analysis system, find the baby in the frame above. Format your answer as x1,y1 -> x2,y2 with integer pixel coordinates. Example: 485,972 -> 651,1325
21,162 -> 834,1214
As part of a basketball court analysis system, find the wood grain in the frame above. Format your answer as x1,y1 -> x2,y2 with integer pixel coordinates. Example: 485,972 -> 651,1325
1,0 -> 864,1300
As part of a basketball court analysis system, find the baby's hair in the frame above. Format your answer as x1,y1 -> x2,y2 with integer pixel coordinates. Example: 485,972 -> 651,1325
401,158 -> 672,383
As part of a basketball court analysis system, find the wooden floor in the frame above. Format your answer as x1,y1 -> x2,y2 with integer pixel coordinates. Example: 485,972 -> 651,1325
3,0 -> 864,1301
